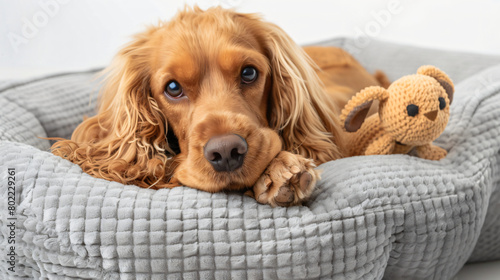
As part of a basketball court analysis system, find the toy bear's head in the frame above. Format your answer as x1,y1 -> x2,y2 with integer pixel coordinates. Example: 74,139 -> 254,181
342,66 -> 454,146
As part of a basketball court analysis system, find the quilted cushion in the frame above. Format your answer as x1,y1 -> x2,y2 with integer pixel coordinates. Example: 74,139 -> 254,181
0,39 -> 499,280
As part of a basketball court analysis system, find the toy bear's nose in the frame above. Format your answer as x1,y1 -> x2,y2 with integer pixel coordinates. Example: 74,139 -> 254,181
425,110 -> 438,121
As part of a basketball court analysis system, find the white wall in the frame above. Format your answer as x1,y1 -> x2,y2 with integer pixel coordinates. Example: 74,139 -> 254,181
1,0 -> 499,79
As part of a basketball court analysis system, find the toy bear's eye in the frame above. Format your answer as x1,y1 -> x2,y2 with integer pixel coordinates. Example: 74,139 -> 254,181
439,97 -> 446,110
407,104 -> 419,117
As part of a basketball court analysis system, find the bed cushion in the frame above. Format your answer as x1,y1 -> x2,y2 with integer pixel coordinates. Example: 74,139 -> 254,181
1,39 -> 499,280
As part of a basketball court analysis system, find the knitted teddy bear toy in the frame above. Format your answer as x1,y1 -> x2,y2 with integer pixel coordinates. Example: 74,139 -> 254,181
340,65 -> 454,160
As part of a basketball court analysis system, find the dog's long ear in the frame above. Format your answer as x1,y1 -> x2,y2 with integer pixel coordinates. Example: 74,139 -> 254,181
340,86 -> 389,132
417,65 -> 454,104
256,22 -> 346,162
51,29 -> 175,188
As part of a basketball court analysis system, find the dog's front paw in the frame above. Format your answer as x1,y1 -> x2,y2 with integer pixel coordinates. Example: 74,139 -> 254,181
250,151 -> 320,207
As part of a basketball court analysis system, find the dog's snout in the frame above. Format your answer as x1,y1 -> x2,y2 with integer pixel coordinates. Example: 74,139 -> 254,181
204,134 -> 248,172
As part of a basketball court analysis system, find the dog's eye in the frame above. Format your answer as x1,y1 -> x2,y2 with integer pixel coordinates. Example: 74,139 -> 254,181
165,81 -> 183,98
439,97 -> 446,110
241,67 -> 258,83
407,104 -> 419,117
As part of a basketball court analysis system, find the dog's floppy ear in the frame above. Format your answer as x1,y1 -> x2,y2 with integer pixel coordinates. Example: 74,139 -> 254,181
52,28 -> 176,188
340,86 -> 389,132
417,65 -> 454,104
257,21 -> 345,161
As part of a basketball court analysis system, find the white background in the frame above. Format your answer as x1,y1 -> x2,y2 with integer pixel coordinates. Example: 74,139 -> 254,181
1,0 -> 500,79
1,1 -> 499,278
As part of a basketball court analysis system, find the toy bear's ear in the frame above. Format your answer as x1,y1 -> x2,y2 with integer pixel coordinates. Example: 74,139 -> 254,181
417,65 -> 454,104
340,86 -> 389,132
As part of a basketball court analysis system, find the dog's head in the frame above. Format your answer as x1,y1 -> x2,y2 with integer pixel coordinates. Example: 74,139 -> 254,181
55,6 -> 343,191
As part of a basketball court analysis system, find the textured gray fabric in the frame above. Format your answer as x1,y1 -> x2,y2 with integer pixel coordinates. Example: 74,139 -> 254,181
0,96 -> 50,151
0,40 -> 500,279
452,69 -> 500,263
0,71 -> 101,141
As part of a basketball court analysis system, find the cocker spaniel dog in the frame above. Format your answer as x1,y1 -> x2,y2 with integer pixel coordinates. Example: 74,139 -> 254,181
52,6 -> 387,207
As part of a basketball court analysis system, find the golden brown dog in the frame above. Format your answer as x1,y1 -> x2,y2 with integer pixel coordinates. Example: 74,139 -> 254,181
51,6 -> 387,207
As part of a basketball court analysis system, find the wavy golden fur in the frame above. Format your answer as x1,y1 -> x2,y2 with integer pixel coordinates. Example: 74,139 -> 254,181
52,6 -> 386,206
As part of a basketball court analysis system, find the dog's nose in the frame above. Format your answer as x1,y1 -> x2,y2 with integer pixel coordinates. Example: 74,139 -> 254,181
204,134 -> 248,172
425,110 -> 438,121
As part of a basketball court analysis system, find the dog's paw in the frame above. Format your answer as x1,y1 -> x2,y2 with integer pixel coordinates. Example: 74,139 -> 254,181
250,151 -> 320,207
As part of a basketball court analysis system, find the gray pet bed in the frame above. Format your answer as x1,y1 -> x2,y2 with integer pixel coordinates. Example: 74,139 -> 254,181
1,38 -> 500,280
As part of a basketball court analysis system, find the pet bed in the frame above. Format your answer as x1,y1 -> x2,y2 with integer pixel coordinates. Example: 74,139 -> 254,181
1,38 -> 500,279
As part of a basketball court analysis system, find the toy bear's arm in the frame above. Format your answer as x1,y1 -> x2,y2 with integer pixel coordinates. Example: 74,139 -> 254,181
415,143 -> 447,160
364,135 -> 395,155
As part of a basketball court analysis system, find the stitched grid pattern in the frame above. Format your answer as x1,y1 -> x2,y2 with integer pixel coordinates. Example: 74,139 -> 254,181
1,56 -> 500,279
0,144 -> 407,279
0,97 -> 50,151
0,71 -> 101,140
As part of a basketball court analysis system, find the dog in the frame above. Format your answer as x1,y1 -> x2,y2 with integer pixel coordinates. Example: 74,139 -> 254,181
51,6 -> 388,207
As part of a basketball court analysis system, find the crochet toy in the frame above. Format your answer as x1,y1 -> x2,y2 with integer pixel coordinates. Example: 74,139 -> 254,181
340,65 -> 454,160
